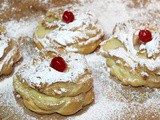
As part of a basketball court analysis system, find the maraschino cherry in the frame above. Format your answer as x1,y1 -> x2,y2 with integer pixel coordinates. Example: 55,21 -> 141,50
139,29 -> 152,43
50,57 -> 67,72
62,11 -> 74,23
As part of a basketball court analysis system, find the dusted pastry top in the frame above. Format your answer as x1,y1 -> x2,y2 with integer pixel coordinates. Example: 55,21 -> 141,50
34,8 -> 104,52
101,20 -> 160,72
0,26 -> 21,75
0,34 -> 9,58
16,52 -> 90,88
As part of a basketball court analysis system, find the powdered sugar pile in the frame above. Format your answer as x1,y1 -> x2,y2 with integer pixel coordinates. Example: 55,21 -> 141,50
17,53 -> 89,88
4,18 -> 39,40
0,0 -> 160,120
81,0 -> 132,35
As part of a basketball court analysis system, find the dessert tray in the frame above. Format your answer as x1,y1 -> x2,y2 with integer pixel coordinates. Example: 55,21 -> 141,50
0,0 -> 160,119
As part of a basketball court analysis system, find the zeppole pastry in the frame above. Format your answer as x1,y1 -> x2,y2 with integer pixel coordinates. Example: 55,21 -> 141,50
0,26 -> 21,76
100,20 -> 160,88
34,8 -> 104,54
13,50 -> 94,115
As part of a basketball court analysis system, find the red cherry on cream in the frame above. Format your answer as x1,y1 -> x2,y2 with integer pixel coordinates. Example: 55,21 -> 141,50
62,11 -> 74,23
50,57 -> 67,72
139,29 -> 152,43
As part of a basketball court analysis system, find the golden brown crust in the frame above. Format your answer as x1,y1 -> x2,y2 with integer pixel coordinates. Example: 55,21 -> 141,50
13,76 -> 94,115
107,57 -> 160,88
16,73 -> 93,98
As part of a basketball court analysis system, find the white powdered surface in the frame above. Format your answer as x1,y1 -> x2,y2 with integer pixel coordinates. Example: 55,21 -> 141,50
0,34 -> 9,58
4,18 -> 39,40
0,0 -> 160,120
35,9 -> 104,52
104,20 -> 160,71
17,53 -> 88,88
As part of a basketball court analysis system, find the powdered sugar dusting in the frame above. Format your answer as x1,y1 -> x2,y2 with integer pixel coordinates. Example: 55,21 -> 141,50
145,32 -> 160,57
0,47 -> 17,71
0,0 -> 160,120
81,0 -> 132,36
4,18 -> 39,40
106,21 -> 160,71
35,9 -> 104,52
0,32 -> 20,74
17,53 -> 89,87
109,47 -> 138,69
0,34 -> 9,58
